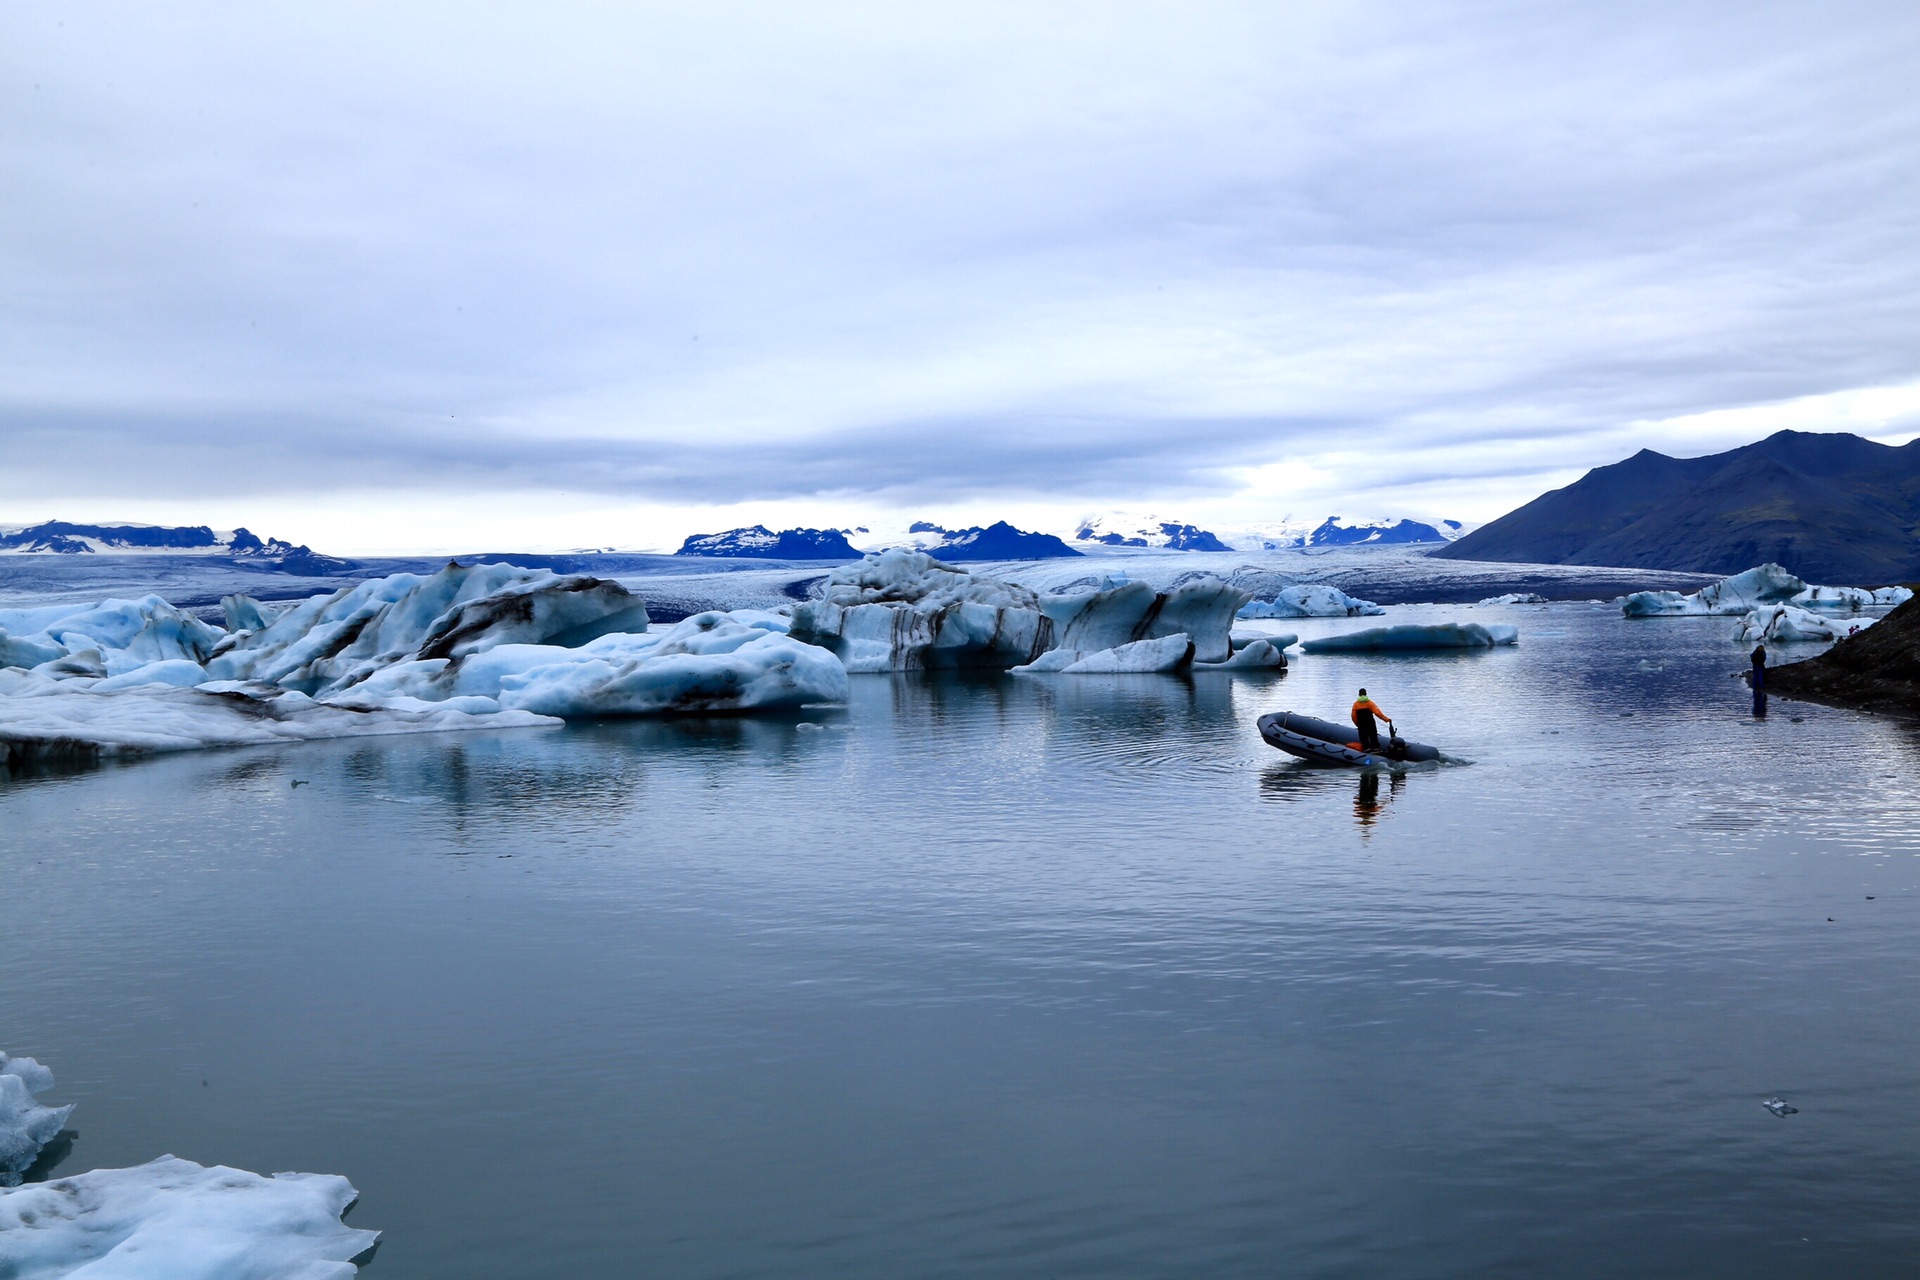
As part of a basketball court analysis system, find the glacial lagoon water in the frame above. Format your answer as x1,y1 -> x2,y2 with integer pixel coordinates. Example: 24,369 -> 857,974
5,602 -> 1920,1277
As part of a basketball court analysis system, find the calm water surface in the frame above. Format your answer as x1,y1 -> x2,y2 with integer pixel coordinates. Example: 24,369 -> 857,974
4,604 -> 1919,1277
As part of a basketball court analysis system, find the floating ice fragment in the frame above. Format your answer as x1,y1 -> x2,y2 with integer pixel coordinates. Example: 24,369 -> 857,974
0,1052 -> 73,1187
1299,623 -> 1519,653
1762,1096 -> 1798,1117
1237,585 -> 1383,618
0,1156 -> 380,1279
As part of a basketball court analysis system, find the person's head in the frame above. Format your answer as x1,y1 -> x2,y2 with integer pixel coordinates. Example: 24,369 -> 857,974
1358,688 -> 1367,698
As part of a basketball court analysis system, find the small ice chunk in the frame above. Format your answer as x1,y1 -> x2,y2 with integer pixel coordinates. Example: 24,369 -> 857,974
1299,622 -> 1518,653
1194,639 -> 1288,669
0,1155 -> 380,1278
1476,592 -> 1547,606
0,1051 -> 73,1187
1762,1096 -> 1798,1117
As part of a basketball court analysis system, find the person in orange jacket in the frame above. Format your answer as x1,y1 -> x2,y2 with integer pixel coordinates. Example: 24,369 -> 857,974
1351,689 -> 1392,752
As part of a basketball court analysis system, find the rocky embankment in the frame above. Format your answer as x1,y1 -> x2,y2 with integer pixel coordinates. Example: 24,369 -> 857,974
1770,593 -> 1920,714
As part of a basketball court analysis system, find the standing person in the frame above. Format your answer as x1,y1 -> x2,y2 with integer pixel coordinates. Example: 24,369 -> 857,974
1749,643 -> 1768,717
1351,688 -> 1392,752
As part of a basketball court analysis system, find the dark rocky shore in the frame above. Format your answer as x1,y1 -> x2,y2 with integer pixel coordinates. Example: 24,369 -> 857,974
1770,594 -> 1920,714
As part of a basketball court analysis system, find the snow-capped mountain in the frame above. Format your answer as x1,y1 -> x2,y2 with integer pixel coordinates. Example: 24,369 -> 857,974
884,521 -> 1083,560
1217,516 -> 1468,551
1070,514 -> 1234,552
675,525 -> 862,560
0,521 -> 311,557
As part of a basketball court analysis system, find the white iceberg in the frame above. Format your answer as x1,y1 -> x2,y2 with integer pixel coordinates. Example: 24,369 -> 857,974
1236,584 -> 1383,619
0,679 -> 558,767
1194,638 -> 1289,669
1299,622 -> 1519,653
0,597 -> 223,676
1738,605 -> 1878,644
1040,577 -> 1247,663
1789,584 -> 1913,611
205,562 -> 652,694
352,611 -> 848,715
1012,634 -> 1196,674
0,1155 -> 379,1279
789,549 -> 1051,673
1477,592 -> 1548,606
1,1053 -> 71,1187
1623,564 -> 1807,617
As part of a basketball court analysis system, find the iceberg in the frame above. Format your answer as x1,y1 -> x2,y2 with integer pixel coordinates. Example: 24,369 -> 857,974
1012,634 -> 1196,674
1789,584 -> 1914,611
1477,592 -> 1548,606
1041,577 -> 1247,663
205,562 -> 652,695
1299,622 -> 1519,653
0,597 -> 222,675
1,1052 -> 71,1187
1237,585 -> 1384,619
1195,638 -> 1288,669
0,1156 -> 380,1280
352,612 -> 848,715
790,549 -> 1053,672
1738,605 -> 1878,644
1623,564 -> 1806,617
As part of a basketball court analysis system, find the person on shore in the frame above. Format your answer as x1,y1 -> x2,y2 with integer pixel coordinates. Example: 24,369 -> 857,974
1750,643 -> 1767,691
1351,688 -> 1392,752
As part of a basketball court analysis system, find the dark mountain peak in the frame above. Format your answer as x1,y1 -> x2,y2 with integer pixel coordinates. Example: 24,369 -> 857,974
1438,430 -> 1920,583
926,521 -> 1082,561
676,526 -> 862,560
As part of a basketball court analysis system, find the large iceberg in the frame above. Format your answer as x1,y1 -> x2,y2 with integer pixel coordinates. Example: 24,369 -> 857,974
789,549 -> 1053,672
1738,605 -> 1879,644
791,550 -> 1247,673
1041,577 -> 1247,663
2,566 -> 849,764
1617,564 -> 1913,618
0,1156 -> 380,1279
1299,622 -> 1519,653
1237,585 -> 1383,619
348,611 -> 848,715
1,1052 -> 71,1187
205,562 -> 652,694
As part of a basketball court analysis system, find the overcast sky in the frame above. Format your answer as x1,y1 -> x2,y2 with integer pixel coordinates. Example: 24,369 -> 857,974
4,1 -> 1917,553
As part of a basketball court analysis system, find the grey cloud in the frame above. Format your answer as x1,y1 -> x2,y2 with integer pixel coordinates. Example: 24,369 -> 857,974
2,0 -> 1917,521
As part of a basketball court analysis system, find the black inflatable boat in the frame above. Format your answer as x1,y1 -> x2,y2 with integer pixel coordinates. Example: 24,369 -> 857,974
1257,711 -> 1440,768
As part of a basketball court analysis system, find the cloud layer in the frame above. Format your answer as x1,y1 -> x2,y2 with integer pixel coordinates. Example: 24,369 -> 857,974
3,1 -> 1917,550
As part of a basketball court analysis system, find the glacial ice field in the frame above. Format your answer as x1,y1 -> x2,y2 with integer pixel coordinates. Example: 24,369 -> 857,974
4,591 -> 1920,1279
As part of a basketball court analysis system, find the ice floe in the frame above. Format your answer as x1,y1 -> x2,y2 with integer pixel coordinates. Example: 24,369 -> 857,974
1299,622 -> 1519,653
1195,638 -> 1289,669
1738,605 -> 1879,644
1626,566 -> 1914,617
1,1053 -> 71,1187
0,1156 -> 380,1279
1012,634 -> 1196,674
1236,584 -> 1384,619
1476,592 -> 1548,606
1789,584 -> 1913,611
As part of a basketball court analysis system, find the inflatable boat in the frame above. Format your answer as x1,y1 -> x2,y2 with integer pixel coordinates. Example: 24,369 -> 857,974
1257,711 -> 1440,767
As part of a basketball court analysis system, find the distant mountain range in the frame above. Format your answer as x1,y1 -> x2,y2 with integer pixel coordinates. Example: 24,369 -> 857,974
903,521 -> 1082,560
1072,515 -> 1233,552
1436,430 -> 1920,584
0,521 -> 352,572
675,526 -> 861,559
